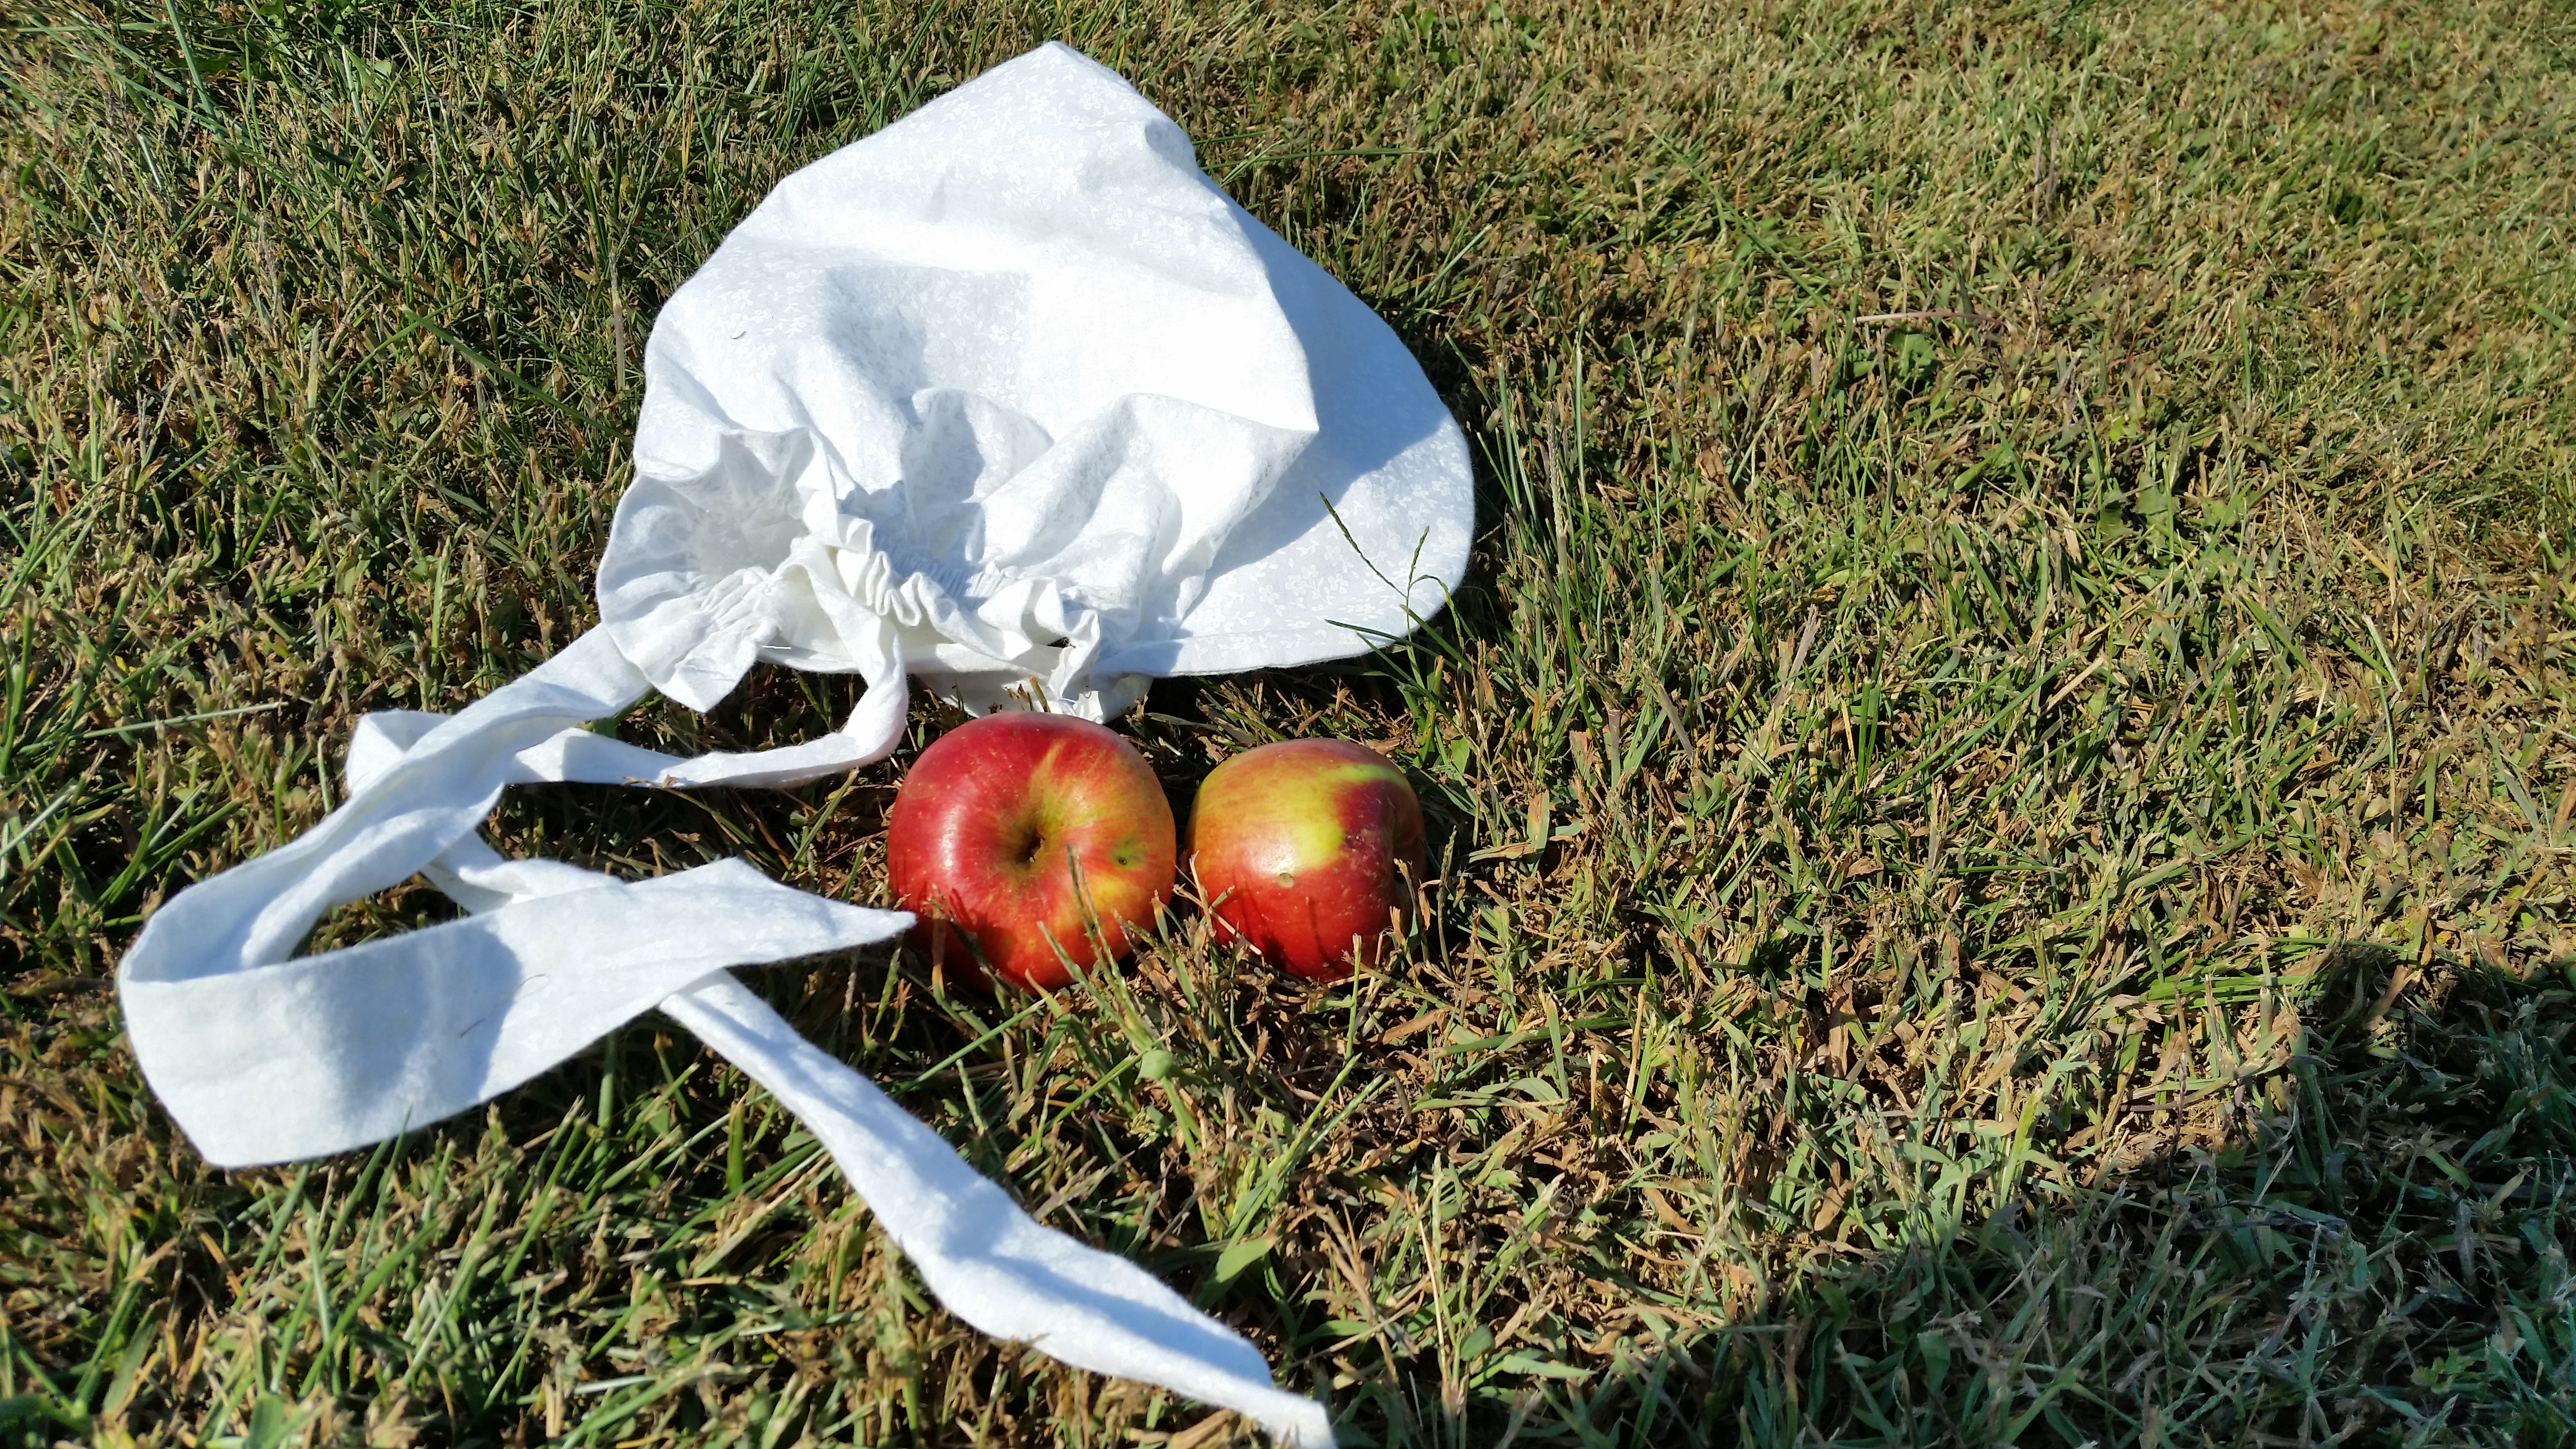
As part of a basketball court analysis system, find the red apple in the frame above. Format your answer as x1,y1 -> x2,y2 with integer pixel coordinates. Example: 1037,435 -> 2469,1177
1186,739 -> 1427,982
886,712 -> 1176,991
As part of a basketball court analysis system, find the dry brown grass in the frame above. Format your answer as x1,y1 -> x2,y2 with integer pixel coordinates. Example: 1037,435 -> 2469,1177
6,0 -> 2576,1444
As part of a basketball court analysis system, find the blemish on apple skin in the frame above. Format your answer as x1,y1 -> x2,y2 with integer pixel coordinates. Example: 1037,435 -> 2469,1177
1275,870 -> 1296,887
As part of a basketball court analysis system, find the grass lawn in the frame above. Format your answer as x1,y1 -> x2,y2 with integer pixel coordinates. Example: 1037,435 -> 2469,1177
7,0 -> 2576,1443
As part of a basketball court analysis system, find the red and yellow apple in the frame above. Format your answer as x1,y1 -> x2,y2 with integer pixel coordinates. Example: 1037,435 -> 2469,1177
1186,739 -> 1427,982
886,712 -> 1176,991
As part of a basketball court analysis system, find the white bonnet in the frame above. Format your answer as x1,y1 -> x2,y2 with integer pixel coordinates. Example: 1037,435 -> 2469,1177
115,43 -> 1473,1449
600,41 -> 1469,749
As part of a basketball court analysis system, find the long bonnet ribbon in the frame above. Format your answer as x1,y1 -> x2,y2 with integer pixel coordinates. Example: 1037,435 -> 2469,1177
117,628 -> 1334,1447
115,38 -> 1485,1447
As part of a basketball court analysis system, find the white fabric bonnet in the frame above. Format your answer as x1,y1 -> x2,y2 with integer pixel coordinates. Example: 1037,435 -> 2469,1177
604,40 -> 1468,759
113,43 -> 1469,1449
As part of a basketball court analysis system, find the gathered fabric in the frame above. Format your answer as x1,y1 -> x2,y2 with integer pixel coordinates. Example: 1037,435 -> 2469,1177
116,42 -> 1474,1449
601,42 -> 1467,744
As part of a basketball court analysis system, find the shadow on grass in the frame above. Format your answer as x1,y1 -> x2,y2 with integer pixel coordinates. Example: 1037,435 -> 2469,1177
1300,948 -> 2576,1449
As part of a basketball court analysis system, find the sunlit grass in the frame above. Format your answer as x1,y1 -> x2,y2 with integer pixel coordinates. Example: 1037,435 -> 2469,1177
5,0 -> 2575,1444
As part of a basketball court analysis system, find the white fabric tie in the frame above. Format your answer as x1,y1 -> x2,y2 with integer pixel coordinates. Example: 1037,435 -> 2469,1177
116,628 -> 1335,1447
109,40 -> 1499,1447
